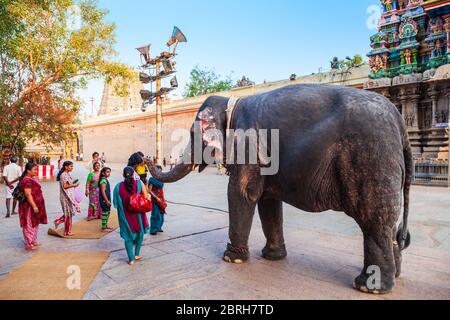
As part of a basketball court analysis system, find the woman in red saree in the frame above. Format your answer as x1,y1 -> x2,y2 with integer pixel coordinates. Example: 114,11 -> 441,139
18,163 -> 48,251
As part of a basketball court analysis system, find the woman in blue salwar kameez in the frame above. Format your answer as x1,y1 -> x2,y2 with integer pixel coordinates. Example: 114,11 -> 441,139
148,175 -> 167,235
113,167 -> 150,266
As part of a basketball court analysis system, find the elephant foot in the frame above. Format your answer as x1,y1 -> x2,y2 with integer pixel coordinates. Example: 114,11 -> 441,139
262,244 -> 287,261
223,243 -> 249,264
353,272 -> 394,295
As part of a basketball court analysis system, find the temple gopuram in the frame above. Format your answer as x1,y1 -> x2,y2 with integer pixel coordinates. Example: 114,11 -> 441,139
364,0 -> 450,161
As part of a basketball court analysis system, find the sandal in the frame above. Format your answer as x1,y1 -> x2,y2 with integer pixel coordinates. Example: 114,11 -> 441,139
135,256 -> 143,261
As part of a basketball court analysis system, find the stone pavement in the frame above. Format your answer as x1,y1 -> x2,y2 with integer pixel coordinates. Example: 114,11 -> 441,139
0,162 -> 449,300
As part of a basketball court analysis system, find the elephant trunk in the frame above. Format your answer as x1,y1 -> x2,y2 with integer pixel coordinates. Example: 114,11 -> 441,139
148,162 -> 194,183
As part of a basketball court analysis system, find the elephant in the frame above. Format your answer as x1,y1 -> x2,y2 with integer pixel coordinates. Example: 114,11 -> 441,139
149,84 -> 412,294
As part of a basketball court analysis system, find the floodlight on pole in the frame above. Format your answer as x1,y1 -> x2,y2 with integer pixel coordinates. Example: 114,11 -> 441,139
139,72 -> 152,84
161,59 -> 176,75
167,26 -> 187,55
170,76 -> 178,88
137,26 -> 187,165
136,44 -> 152,65
140,89 -> 154,100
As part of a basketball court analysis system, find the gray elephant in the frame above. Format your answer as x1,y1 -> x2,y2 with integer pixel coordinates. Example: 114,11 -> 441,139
150,84 -> 412,294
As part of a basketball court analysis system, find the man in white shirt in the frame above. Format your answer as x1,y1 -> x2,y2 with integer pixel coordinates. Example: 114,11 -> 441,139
3,156 -> 23,218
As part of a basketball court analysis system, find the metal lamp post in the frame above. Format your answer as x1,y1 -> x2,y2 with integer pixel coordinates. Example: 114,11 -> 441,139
136,27 -> 187,165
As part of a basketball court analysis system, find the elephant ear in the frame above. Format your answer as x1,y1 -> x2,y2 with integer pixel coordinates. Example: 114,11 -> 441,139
197,107 -> 216,138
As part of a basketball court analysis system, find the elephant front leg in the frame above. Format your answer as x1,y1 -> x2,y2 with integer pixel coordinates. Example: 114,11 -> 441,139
258,197 -> 287,261
223,167 -> 263,264
223,194 -> 257,264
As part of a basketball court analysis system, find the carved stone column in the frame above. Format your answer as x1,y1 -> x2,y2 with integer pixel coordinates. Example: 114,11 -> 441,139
447,91 -> 450,124
428,84 -> 440,126
399,85 -> 422,157
399,86 -> 420,129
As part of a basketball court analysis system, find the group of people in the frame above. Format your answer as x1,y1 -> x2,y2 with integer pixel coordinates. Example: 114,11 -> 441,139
4,151 -> 168,266
82,151 -> 167,266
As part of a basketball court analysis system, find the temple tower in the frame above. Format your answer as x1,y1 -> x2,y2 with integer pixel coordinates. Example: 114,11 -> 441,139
365,0 -> 450,161
98,70 -> 144,116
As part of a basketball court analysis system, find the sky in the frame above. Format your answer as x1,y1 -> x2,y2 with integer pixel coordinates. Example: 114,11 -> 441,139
79,0 -> 382,115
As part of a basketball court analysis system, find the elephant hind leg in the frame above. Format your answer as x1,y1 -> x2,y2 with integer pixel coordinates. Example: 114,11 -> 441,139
258,197 -> 287,261
353,221 -> 397,295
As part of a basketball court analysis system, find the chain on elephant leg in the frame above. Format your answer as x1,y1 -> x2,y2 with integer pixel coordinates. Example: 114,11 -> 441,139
223,243 -> 250,264
223,166 -> 263,264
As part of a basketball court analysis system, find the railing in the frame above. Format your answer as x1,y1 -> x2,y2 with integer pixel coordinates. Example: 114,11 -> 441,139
413,162 -> 449,187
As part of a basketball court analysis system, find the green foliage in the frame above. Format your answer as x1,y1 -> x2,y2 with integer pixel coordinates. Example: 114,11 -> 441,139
0,0 -> 133,152
330,54 -> 366,70
184,66 -> 233,98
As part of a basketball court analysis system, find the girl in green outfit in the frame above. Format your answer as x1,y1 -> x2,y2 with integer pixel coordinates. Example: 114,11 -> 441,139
99,167 -> 113,232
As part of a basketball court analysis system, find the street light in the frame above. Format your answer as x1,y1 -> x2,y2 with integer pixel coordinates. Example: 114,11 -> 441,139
137,26 -> 187,165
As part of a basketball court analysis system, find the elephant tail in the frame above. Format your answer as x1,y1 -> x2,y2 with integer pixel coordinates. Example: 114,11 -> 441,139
397,141 -> 412,251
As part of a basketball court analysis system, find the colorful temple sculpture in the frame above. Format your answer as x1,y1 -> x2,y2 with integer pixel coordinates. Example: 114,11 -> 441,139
365,0 -> 450,161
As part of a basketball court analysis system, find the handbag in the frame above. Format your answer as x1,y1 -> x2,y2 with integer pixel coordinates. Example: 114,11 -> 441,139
73,187 -> 83,204
130,194 -> 152,213
12,185 -> 26,204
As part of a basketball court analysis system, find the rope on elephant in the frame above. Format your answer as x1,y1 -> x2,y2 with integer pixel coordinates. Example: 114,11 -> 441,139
166,200 -> 229,214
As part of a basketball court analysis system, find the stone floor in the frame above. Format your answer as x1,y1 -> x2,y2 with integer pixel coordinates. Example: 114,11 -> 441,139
0,162 -> 449,300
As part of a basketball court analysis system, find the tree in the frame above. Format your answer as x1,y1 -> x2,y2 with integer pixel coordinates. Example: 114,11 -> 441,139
330,54 -> 366,70
184,66 -> 233,98
0,0 -> 133,154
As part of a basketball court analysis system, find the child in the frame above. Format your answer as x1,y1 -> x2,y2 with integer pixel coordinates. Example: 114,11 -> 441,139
99,167 -> 113,232
148,166 -> 167,235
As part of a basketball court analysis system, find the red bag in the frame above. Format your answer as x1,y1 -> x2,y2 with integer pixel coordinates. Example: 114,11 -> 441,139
130,194 -> 153,213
